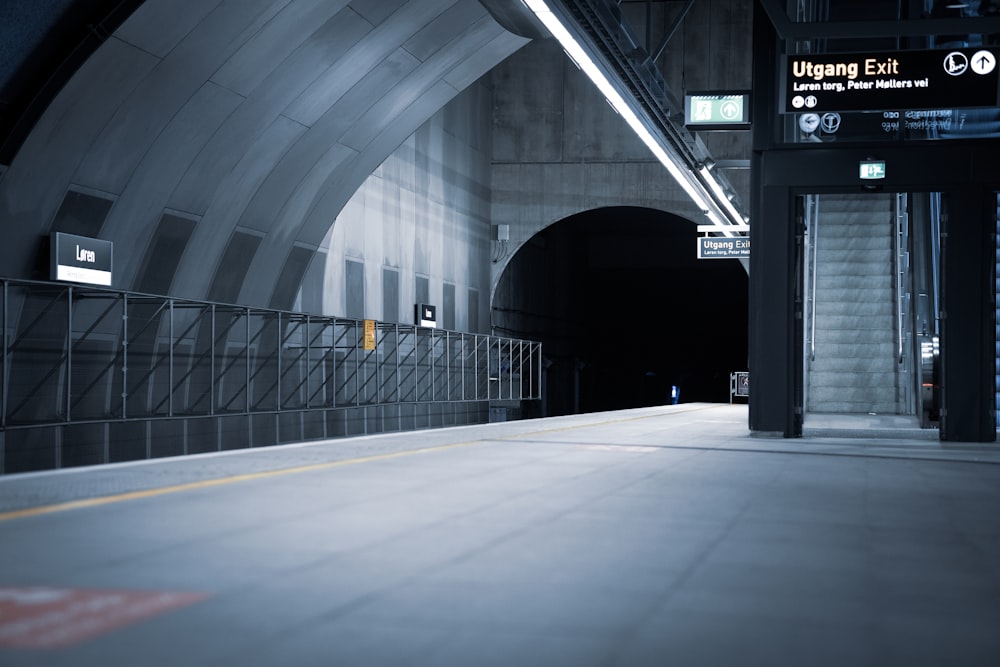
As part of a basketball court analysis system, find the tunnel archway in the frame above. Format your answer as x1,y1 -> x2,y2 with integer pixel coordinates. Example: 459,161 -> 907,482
492,206 -> 748,416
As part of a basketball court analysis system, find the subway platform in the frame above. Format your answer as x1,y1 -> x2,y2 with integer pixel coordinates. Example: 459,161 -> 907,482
1,403 -> 999,666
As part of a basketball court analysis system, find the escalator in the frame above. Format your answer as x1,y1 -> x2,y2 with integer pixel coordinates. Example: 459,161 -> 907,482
802,191 -> 941,427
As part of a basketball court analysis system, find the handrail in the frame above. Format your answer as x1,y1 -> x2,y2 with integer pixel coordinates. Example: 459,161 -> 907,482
0,277 -> 542,442
895,193 -> 907,364
809,195 -> 819,362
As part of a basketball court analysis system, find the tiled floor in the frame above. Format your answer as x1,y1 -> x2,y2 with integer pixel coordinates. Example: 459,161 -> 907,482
1,403 -> 998,666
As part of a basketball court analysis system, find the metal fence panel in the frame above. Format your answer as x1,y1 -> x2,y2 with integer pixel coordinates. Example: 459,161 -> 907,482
0,279 -> 541,471
69,291 -> 122,421
5,284 -> 69,425
378,324 -> 399,404
249,310 -> 280,412
215,307 -> 249,414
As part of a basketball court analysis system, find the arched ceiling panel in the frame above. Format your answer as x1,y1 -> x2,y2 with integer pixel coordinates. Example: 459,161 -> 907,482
345,15 -> 501,151
402,0 -> 490,60
210,0 -> 351,96
114,0 -> 223,58
76,0 -> 286,194
280,0 -> 456,127
0,38 -> 158,279
349,0 -> 408,27
169,115 -> 306,298
241,17 -> 525,301
293,25 -> 535,250
101,82 -> 245,285
170,9 -> 372,216
0,0 -> 531,304
242,79 -> 465,307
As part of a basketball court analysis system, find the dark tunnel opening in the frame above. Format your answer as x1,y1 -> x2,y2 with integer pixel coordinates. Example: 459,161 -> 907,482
492,206 -> 748,416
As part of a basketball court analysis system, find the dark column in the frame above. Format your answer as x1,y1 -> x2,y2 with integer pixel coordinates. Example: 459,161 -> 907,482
940,189 -> 996,441
749,182 -> 801,437
748,1 -> 801,437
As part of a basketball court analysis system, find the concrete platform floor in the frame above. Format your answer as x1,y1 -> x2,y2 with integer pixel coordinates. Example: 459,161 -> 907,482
1,403 -> 999,666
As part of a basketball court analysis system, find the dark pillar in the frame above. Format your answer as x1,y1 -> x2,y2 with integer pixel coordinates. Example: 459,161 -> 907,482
748,1 -> 801,437
940,189 -> 996,441
749,182 -> 801,437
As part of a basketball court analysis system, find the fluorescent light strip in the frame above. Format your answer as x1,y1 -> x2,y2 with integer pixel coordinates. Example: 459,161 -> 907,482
524,0 -> 715,215
699,166 -> 745,224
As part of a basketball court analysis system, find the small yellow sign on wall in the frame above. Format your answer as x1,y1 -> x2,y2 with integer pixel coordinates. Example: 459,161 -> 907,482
363,319 -> 376,351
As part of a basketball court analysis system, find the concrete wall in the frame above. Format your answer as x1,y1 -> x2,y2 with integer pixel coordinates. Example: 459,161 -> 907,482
301,80 -> 495,334
488,38 -> 713,298
307,34 -> 733,336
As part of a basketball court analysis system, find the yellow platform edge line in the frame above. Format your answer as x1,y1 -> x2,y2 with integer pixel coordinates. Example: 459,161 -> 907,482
0,404 -> 722,522
0,439 -> 479,523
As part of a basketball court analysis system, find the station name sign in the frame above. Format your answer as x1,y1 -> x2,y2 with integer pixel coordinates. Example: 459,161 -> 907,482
51,232 -> 113,286
784,48 -> 999,113
698,237 -> 749,259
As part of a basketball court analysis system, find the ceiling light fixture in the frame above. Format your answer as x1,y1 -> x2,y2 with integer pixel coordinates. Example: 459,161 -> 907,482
521,0 -> 746,232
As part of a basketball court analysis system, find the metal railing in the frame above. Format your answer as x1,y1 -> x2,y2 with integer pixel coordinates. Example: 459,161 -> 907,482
0,279 -> 541,473
806,194 -> 820,362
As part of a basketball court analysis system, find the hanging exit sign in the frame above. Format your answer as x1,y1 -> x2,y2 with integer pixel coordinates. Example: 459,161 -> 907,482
860,160 -> 886,180
685,92 -> 751,130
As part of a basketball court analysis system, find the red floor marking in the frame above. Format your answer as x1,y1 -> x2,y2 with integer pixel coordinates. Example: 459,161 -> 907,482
0,587 -> 208,649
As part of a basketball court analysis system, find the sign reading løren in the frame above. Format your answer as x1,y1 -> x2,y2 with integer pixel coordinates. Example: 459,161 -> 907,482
50,232 -> 113,287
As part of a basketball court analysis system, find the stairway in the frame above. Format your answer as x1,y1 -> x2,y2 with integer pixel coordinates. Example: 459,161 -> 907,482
807,194 -> 904,415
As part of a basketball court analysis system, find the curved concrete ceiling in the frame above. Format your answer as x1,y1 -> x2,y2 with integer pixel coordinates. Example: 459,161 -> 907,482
0,0 -> 530,308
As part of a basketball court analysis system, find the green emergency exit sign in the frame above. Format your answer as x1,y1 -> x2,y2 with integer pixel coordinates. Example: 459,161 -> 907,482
685,92 -> 751,130
859,160 -> 886,179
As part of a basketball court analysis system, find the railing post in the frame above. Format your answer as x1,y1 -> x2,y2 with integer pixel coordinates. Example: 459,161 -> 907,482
354,319 -> 360,407
305,315 -> 311,408
168,299 -> 174,417
1,280 -> 7,429
210,304 -> 216,415
66,287 -> 72,423
122,292 -> 128,420
276,312 -> 282,411
246,307 -> 251,414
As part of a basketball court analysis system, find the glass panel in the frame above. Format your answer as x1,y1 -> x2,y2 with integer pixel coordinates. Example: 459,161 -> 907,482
399,328 -> 416,402
215,307 -> 248,414
378,324 -> 398,404
69,291 -> 122,421
280,316 -> 308,410
477,337 -> 490,401
416,328 -> 433,402
6,285 -> 69,424
171,303 -> 215,415
249,311 -> 280,412
0,278 -> 541,461
334,320 -> 359,406
357,324 -> 378,406
463,335 -> 478,401
433,331 -> 448,402
122,297 -> 172,418
449,334 -> 464,402
307,319 -> 334,408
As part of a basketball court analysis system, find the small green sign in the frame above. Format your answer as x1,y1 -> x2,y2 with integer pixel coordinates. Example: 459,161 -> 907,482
859,160 -> 886,179
685,93 -> 751,129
